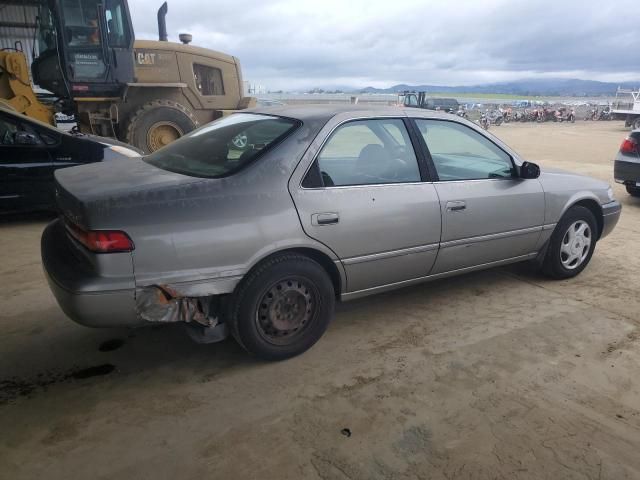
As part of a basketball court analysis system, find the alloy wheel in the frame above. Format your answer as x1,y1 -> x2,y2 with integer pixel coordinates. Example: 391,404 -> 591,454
560,220 -> 592,270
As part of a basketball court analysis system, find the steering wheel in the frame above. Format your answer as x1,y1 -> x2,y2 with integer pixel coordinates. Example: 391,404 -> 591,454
380,157 -> 412,180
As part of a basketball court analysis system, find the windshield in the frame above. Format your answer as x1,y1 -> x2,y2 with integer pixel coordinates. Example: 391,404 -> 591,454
60,0 -> 102,47
144,114 -> 299,178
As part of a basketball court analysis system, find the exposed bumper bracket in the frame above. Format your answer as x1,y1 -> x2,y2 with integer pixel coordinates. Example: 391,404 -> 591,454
135,285 -> 220,326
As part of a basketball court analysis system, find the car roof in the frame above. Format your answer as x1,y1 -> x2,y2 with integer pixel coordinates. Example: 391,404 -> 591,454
245,104 -> 458,122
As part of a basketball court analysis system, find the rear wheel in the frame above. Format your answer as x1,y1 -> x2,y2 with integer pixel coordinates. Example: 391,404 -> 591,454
227,254 -> 335,360
542,205 -> 597,279
124,100 -> 198,153
626,185 -> 640,197
633,117 -> 640,130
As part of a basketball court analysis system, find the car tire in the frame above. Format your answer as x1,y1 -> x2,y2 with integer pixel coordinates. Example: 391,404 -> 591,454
542,205 -> 597,279
124,100 -> 198,153
633,117 -> 640,130
626,185 -> 640,197
227,253 -> 335,361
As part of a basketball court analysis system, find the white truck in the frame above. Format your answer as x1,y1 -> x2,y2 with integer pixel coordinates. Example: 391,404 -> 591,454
612,88 -> 640,129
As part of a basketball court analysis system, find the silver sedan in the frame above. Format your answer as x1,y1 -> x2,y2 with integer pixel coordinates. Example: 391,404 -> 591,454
42,106 -> 621,360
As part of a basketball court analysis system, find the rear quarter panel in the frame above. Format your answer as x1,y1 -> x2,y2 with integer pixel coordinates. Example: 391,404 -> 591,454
121,118 -> 343,295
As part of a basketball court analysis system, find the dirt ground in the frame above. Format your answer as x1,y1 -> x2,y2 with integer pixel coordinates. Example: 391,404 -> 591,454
1,121 -> 639,480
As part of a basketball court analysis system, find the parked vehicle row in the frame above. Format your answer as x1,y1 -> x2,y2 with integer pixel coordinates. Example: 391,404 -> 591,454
467,107 -> 578,128
41,105 -> 621,360
508,107 -> 576,123
584,106 -> 614,121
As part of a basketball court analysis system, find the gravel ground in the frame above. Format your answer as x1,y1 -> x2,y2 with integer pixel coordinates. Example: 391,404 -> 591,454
1,121 -> 639,479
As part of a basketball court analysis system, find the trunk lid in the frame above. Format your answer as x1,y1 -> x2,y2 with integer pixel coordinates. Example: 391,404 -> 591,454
55,158 -> 206,229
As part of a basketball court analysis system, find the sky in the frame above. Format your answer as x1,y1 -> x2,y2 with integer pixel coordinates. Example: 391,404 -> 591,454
128,0 -> 640,91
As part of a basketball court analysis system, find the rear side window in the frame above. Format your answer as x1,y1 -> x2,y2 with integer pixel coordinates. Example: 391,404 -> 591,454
144,113 -> 298,178
310,119 -> 421,187
193,64 -> 225,95
0,114 -> 42,146
0,115 -> 19,144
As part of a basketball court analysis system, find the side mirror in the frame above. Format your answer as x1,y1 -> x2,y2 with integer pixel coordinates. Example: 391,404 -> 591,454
520,161 -> 540,179
14,131 -> 39,146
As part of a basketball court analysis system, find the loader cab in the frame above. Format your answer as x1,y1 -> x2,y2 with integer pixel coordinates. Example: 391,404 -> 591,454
403,93 -> 419,107
32,0 -> 135,100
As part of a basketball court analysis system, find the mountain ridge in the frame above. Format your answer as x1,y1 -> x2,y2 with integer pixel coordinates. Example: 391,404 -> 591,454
355,78 -> 639,96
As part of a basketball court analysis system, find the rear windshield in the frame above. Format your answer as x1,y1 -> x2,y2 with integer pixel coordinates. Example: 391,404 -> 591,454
144,113 -> 298,178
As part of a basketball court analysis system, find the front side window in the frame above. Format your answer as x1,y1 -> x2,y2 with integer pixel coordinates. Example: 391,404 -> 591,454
144,113 -> 298,178
194,64 -> 225,96
415,119 -> 514,181
312,119 -> 421,187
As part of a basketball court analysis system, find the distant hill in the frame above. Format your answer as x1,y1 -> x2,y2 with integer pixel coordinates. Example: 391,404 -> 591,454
357,79 -> 640,96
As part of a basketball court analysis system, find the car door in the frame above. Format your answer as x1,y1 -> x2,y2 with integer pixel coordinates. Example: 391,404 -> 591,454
0,112 -> 53,212
289,116 -> 442,294
413,118 -> 545,274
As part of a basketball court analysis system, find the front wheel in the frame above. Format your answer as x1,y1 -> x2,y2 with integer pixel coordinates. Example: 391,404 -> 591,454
227,254 -> 335,360
542,205 -> 597,279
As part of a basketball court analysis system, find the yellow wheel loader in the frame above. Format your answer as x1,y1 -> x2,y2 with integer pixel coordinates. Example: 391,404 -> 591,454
1,0 -> 254,152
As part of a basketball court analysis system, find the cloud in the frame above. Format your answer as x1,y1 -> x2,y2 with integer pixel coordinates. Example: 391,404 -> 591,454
128,0 -> 640,90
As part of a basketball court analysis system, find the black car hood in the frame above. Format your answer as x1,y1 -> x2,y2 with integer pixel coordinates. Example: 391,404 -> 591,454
69,131 -> 144,154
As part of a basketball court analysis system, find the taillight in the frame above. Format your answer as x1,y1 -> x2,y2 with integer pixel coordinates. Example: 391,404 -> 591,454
620,137 -> 638,155
65,221 -> 134,253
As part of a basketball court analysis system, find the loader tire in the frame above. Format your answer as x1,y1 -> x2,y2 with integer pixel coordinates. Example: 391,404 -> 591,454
124,100 -> 198,153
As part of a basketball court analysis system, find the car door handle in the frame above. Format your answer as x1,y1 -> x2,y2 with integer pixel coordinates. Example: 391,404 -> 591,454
446,201 -> 466,212
312,212 -> 339,226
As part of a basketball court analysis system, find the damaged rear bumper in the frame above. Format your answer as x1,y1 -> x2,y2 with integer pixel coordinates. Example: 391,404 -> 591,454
42,219 -> 232,331
135,285 -> 221,327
